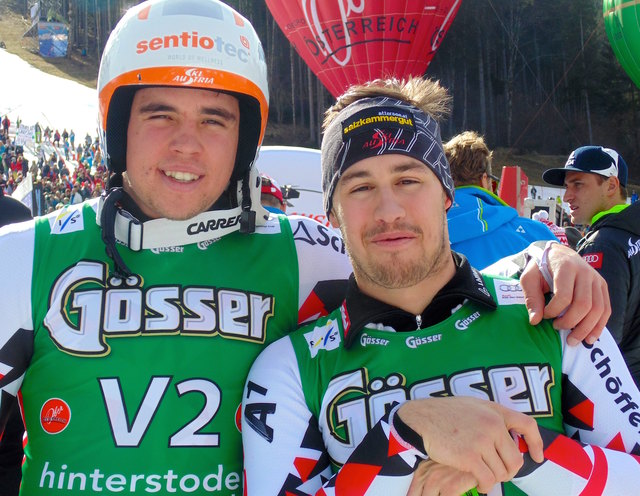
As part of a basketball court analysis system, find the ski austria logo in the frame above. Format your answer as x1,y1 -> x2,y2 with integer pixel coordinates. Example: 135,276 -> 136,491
493,279 -> 525,305
304,319 -> 341,358
40,398 -> 71,434
455,311 -> 481,331
174,68 -> 215,86
628,238 -> 640,259
49,207 -> 83,235
471,269 -> 491,298
340,302 -> 351,337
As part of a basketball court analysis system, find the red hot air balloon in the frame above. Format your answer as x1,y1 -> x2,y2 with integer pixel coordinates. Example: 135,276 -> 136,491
265,0 -> 461,97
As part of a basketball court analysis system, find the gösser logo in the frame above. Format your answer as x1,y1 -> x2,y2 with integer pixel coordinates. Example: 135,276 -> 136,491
405,334 -> 442,349
454,311 -> 481,331
40,398 -> 71,434
360,333 -> 389,347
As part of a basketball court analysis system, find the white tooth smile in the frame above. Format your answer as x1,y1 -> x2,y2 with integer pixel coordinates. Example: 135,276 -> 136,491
165,170 -> 199,182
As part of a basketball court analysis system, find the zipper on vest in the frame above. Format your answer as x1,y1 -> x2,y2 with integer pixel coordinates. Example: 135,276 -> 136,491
416,314 -> 422,329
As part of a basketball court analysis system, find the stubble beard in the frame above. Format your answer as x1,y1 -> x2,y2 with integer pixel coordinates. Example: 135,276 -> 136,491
570,209 -> 589,228
342,220 -> 450,290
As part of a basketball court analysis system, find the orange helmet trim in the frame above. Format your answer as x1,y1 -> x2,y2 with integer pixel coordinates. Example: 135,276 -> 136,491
99,66 -> 268,144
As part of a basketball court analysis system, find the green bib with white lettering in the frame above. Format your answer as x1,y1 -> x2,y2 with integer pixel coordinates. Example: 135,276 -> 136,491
22,202 -> 298,495
289,276 -> 564,496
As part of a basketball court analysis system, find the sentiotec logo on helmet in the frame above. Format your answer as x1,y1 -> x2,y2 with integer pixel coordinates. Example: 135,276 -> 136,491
97,0 -> 269,174
135,31 -> 251,63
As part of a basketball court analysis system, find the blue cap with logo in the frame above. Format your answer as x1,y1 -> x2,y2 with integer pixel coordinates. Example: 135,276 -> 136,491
543,146 -> 628,187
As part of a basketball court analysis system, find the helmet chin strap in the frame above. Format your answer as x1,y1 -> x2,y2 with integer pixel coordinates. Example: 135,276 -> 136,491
99,186 -> 133,279
240,166 -> 258,233
97,167 -> 269,277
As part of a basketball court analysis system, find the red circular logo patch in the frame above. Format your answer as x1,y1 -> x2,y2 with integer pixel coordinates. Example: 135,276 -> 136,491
40,398 -> 71,434
235,403 -> 242,432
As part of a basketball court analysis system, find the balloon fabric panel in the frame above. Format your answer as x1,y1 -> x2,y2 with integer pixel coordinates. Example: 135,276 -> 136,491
266,0 -> 462,97
604,0 -> 640,89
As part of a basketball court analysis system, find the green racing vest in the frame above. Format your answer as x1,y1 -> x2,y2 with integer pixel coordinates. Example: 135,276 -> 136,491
288,276 -> 565,495
21,202 -> 299,494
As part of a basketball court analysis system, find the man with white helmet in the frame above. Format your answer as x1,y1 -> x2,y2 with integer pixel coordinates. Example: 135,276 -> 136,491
0,1 -> 349,494
0,1 -> 612,495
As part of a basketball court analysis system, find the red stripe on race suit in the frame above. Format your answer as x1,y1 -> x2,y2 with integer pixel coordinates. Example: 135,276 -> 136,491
605,432 -> 625,452
335,463 -> 381,495
544,435 -> 592,480
579,446 -> 607,496
388,430 -> 410,458
568,399 -> 595,429
295,457 -> 319,483
517,435 -> 530,455
298,291 -> 327,324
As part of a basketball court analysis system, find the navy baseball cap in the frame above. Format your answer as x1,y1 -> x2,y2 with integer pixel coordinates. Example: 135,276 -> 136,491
543,146 -> 628,187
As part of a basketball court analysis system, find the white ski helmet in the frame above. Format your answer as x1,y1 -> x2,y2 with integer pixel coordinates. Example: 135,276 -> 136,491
97,0 -> 269,184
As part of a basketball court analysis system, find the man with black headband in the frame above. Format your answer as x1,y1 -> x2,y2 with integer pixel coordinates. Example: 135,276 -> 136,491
242,78 -> 639,495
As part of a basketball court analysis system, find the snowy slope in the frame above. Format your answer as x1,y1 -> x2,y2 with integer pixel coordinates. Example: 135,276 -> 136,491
0,48 -> 98,139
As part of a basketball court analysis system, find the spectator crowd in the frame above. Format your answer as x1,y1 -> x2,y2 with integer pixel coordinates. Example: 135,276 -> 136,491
1,117 -> 107,214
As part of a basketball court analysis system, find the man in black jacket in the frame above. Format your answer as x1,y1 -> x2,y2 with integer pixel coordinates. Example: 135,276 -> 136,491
0,181 -> 31,226
544,146 -> 640,385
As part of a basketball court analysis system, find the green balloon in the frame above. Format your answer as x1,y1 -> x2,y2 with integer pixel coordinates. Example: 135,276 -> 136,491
604,0 -> 640,88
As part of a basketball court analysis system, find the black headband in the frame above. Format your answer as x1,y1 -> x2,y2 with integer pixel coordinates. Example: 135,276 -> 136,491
321,96 -> 454,215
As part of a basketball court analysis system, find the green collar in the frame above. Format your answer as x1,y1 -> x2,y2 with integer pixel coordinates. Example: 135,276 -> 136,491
591,203 -> 629,225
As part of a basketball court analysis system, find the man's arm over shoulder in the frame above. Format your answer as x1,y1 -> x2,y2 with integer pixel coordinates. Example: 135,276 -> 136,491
289,216 -> 352,323
485,240 -> 610,344
0,222 -> 35,430
513,328 -> 640,494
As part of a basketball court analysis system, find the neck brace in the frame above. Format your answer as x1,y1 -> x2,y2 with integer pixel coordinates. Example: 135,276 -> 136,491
96,199 -> 252,250
96,167 -> 269,250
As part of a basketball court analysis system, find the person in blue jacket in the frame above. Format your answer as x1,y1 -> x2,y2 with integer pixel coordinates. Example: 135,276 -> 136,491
444,131 -> 557,269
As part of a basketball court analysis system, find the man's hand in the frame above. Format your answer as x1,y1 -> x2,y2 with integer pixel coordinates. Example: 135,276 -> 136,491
407,460 -> 477,496
397,397 -> 542,494
520,242 -> 610,346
